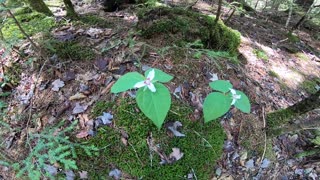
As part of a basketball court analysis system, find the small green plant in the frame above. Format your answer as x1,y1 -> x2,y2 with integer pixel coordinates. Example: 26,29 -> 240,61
203,80 -> 251,122
253,49 -> 268,61
11,121 -> 98,179
111,68 -> 173,128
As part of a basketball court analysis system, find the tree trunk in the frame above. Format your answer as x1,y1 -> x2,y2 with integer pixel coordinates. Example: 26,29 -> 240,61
267,90 -> 320,136
215,0 -> 223,23
25,0 -> 53,16
291,0 -> 316,31
63,0 -> 78,19
285,0 -> 293,28
254,0 -> 260,10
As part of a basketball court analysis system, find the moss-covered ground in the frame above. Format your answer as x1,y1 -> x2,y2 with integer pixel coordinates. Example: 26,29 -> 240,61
1,11 -> 56,39
76,98 -> 225,179
137,7 -> 241,54
300,78 -> 320,94
43,39 -> 96,61
253,49 -> 268,62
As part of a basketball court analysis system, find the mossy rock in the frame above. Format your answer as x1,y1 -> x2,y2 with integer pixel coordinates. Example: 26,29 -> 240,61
76,99 -> 225,179
137,7 -> 241,54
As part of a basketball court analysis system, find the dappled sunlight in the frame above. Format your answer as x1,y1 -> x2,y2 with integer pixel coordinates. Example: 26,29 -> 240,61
271,64 -> 305,89
240,35 -> 319,91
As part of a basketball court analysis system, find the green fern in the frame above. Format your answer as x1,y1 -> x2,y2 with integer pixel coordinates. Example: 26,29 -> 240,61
13,120 -> 98,179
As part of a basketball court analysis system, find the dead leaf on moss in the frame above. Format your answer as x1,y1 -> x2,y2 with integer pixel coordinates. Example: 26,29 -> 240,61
69,93 -> 87,101
167,121 -> 185,137
65,170 -> 75,180
76,130 -> 89,139
98,112 -> 113,125
79,114 -> 90,128
51,79 -> 65,91
109,168 -> 121,180
169,148 -> 184,162
79,171 -> 88,179
72,103 -> 88,114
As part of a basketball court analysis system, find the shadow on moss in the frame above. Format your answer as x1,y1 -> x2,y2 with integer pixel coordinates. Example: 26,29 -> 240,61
137,7 -> 241,54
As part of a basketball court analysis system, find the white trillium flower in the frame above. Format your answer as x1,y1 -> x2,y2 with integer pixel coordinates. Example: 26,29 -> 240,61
230,88 -> 241,105
134,69 -> 156,92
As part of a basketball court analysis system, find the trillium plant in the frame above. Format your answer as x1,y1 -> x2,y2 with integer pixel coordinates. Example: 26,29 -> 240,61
203,80 -> 251,122
111,68 -> 173,128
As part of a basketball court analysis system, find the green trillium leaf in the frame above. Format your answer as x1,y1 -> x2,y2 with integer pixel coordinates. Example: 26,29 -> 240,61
111,72 -> 144,93
234,90 -> 251,113
136,83 -> 171,129
145,68 -> 173,83
209,80 -> 233,93
203,92 -> 231,123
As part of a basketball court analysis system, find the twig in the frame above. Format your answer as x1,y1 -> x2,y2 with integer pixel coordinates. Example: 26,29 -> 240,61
192,130 -> 216,154
260,107 -> 267,163
191,168 -> 198,180
129,142 -> 144,166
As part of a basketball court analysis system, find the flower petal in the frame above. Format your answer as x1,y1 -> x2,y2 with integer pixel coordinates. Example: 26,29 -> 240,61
229,88 -> 236,95
147,83 -> 156,92
134,81 -> 146,88
147,69 -> 155,81
231,98 -> 236,105
235,94 -> 241,100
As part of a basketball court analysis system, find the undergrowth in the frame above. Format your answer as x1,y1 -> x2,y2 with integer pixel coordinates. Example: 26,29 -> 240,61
3,121 -> 98,179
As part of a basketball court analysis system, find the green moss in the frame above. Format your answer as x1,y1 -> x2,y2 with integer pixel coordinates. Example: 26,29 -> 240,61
1,11 -> 56,40
91,101 -> 114,117
266,108 -> 295,136
3,63 -> 22,86
300,78 -> 320,94
77,99 -> 225,179
137,7 -> 241,54
253,49 -> 268,62
44,39 -> 96,60
264,139 -> 277,161
295,52 -> 309,61
78,15 -> 113,28
287,32 -> 299,43
268,70 -> 279,78
13,7 -> 33,15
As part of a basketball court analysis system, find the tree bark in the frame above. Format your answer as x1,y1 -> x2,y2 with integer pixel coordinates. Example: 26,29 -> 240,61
215,0 -> 223,23
267,90 -> 320,136
25,0 -> 53,16
285,0 -> 293,28
63,0 -> 78,19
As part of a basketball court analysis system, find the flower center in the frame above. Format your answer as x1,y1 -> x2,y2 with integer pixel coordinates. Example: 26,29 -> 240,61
144,78 -> 151,85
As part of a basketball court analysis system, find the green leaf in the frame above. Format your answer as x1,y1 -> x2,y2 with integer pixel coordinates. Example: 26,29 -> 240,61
203,92 -> 231,123
193,51 -> 202,59
234,90 -> 251,113
209,80 -> 233,93
145,68 -> 173,83
136,83 -> 171,129
111,72 -> 144,93
0,101 -> 6,109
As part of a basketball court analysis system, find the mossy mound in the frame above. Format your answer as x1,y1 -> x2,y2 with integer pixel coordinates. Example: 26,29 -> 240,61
76,99 -> 225,179
1,11 -> 55,40
137,7 -> 241,54
43,39 -> 96,60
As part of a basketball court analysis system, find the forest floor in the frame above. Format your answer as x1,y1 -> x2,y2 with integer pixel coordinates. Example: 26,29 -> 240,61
0,0 -> 320,179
